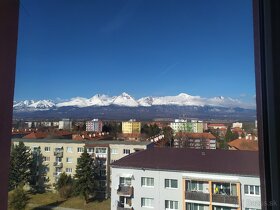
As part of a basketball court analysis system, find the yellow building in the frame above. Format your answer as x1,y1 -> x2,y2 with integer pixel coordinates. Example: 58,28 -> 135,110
122,119 -> 141,134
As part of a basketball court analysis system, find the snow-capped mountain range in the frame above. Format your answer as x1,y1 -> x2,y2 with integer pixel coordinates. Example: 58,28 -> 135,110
13,92 -> 255,111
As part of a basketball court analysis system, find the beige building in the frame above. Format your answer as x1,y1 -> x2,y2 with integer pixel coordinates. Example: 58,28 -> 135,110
122,119 -> 141,134
12,138 -> 153,198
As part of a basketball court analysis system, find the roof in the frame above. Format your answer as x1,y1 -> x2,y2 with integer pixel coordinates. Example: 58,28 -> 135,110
228,138 -> 259,151
22,132 -> 48,139
175,132 -> 216,139
112,147 -> 259,176
11,138 -> 153,146
208,124 -> 226,127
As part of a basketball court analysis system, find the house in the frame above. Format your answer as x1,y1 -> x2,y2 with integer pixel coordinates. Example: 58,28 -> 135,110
228,138 -> 258,151
111,148 -> 261,210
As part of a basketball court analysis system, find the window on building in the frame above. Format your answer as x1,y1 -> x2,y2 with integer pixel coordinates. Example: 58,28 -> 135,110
87,148 -> 94,153
43,156 -> 50,162
66,168 -> 72,173
120,177 -> 131,186
111,148 -> 118,154
141,198 -> 153,208
141,177 -> 154,187
245,208 -> 261,210
165,179 -> 178,188
66,157 -> 73,163
66,147 -> 73,153
187,203 -> 208,210
187,180 -> 203,191
96,147 -> 107,153
77,147 -> 84,153
123,149 -> 130,155
244,185 -> 260,195
44,146 -> 51,152
165,200 -> 178,210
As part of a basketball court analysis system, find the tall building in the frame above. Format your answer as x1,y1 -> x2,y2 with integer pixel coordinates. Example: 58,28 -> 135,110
86,119 -> 103,132
58,118 -> 72,130
170,119 -> 204,133
111,148 -> 261,210
122,119 -> 141,134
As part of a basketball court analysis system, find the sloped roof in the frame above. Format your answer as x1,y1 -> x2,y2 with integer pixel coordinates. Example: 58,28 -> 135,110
112,147 -> 259,176
228,138 -> 258,151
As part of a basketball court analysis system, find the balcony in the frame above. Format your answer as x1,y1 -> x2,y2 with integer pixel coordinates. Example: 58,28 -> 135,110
117,185 -> 134,197
117,201 -> 133,210
53,162 -> 63,167
212,194 -> 239,205
186,191 -> 210,202
53,172 -> 62,177
54,151 -> 63,157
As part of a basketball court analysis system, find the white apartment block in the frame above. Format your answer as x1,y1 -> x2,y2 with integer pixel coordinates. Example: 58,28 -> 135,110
170,119 -> 204,133
232,122 -> 243,129
111,148 -> 261,210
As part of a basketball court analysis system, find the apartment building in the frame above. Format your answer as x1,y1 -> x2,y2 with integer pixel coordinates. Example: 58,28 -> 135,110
170,119 -> 204,133
174,133 -> 217,149
12,138 -> 153,198
86,119 -> 103,132
58,118 -> 72,130
111,148 -> 260,210
122,119 -> 141,134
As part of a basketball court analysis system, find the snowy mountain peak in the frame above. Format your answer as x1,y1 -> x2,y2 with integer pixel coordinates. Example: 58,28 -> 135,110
112,93 -> 138,107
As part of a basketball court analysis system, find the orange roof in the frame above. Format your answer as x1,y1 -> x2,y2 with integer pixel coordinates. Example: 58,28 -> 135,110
23,132 -> 48,139
55,130 -> 73,136
208,124 -> 226,127
175,132 -> 216,139
228,138 -> 258,151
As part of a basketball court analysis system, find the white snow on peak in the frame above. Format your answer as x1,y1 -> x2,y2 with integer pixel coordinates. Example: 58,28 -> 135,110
112,92 -> 139,107
13,92 -> 256,110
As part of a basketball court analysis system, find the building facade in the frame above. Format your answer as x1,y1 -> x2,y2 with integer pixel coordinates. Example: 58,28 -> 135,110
58,119 -> 72,130
111,148 -> 261,210
122,119 -> 141,134
86,119 -> 103,132
12,138 -> 153,198
170,119 -> 204,133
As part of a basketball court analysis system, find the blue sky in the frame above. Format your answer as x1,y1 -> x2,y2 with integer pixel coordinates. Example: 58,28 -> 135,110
15,0 -> 255,104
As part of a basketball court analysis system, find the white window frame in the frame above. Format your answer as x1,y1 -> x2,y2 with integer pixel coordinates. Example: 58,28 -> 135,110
141,177 -> 154,187
66,168 -> 72,173
66,147 -> 73,153
244,185 -> 260,196
123,149 -> 130,155
66,157 -> 73,163
111,148 -> 118,154
44,146 -> 51,152
43,156 -> 50,162
141,198 -> 154,208
165,179 -> 178,189
77,147 -> 84,153
165,200 -> 178,210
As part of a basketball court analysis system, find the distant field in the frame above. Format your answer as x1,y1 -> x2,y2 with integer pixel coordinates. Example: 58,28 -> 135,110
8,192 -> 110,210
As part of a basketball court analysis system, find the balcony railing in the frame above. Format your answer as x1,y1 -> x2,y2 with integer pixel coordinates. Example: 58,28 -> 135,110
186,191 -> 210,202
117,201 -> 133,210
53,162 -> 63,167
117,185 -> 134,197
54,151 -> 63,157
212,194 -> 239,205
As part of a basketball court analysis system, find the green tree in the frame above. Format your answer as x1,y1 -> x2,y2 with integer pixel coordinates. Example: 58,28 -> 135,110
29,147 -> 49,193
74,149 -> 95,203
141,124 -> 161,137
241,132 -> 246,138
9,184 -> 29,210
9,142 -> 32,190
163,126 -> 174,147
55,172 -> 73,199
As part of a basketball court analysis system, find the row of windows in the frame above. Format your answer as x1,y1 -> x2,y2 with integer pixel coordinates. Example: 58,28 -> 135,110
43,156 -> 74,163
244,185 -> 260,195
44,146 -> 107,154
141,198 -> 178,209
139,177 -> 178,188
111,148 -> 132,154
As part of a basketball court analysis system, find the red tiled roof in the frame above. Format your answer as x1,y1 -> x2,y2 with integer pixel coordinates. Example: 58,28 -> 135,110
112,147 -> 259,176
175,132 -> 216,139
228,138 -> 258,151
23,132 -> 48,139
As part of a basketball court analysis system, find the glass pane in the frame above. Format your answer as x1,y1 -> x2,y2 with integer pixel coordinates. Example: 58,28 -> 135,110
255,186 -> 260,195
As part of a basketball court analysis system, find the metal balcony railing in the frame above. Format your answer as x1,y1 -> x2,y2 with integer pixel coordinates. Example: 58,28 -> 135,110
212,194 -> 239,205
117,185 -> 134,197
186,191 -> 210,202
